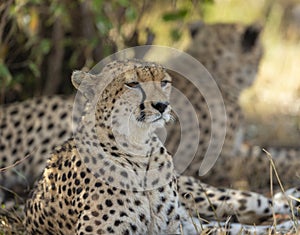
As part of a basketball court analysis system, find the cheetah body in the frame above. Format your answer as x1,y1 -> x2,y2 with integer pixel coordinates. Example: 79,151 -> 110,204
0,23 -> 299,234
23,60 -> 299,235
0,23 -> 264,195
24,60 -> 182,234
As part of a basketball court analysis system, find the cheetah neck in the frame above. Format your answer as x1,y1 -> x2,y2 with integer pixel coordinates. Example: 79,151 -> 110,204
93,102 -> 162,152
75,119 -> 174,191
96,122 -> 161,159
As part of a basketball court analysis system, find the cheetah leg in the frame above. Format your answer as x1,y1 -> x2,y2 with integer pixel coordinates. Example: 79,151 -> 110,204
182,218 -> 299,235
273,187 -> 300,214
177,175 -> 278,224
76,210 -> 147,235
76,210 -> 180,235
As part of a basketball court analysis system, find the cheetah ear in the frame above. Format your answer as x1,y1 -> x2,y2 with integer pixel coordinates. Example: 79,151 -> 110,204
241,24 -> 262,52
188,21 -> 204,38
72,70 -> 96,100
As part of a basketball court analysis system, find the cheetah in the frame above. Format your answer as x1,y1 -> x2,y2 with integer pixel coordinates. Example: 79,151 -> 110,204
24,60 -> 183,234
0,96 -> 73,202
0,23 -> 299,233
167,22 -> 264,183
24,60 -> 299,234
0,23 -> 264,199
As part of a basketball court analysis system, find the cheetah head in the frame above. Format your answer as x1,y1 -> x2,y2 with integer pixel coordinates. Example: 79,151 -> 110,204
187,22 -> 263,95
71,60 -> 175,189
72,60 -> 173,143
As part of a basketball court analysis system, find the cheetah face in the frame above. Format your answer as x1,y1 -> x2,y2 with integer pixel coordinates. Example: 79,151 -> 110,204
109,63 -> 173,140
123,77 -> 172,128
187,22 -> 262,93
72,60 -> 173,138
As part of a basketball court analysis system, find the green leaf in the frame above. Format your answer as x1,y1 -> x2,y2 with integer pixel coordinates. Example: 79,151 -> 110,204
96,18 -> 112,35
0,62 -> 12,85
125,7 -> 137,21
28,61 -> 40,77
92,0 -> 103,9
170,28 -> 182,42
39,39 -> 51,55
162,9 -> 188,22
118,0 -> 129,7
29,0 -> 43,4
203,0 -> 214,4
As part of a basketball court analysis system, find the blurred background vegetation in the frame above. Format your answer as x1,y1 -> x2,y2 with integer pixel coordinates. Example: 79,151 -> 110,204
0,0 -> 300,146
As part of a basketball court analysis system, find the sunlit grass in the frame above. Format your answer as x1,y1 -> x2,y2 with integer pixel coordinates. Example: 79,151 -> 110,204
203,0 -> 266,24
240,35 -> 300,145
242,42 -> 300,114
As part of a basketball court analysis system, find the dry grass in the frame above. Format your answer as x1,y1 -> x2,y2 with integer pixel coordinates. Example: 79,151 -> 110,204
0,206 -> 25,235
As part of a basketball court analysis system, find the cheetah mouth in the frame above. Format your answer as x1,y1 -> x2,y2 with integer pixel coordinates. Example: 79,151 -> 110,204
151,113 -> 170,124
136,112 -> 171,126
151,116 -> 163,123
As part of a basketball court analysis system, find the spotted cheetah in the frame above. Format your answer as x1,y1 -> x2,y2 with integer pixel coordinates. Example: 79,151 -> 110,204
168,22 -> 263,183
24,60 -> 299,234
1,23 -> 299,233
0,23 -> 264,200
24,60 -> 183,234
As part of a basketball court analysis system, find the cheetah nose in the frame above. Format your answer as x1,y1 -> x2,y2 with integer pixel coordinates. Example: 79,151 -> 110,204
151,102 -> 169,114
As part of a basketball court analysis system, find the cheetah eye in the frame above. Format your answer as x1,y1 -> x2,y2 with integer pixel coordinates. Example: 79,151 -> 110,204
125,81 -> 140,88
161,80 -> 171,88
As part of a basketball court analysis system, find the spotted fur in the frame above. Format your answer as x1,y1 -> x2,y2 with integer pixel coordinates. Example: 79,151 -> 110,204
24,60 -> 183,234
1,23 -> 298,234
24,60 -> 299,234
